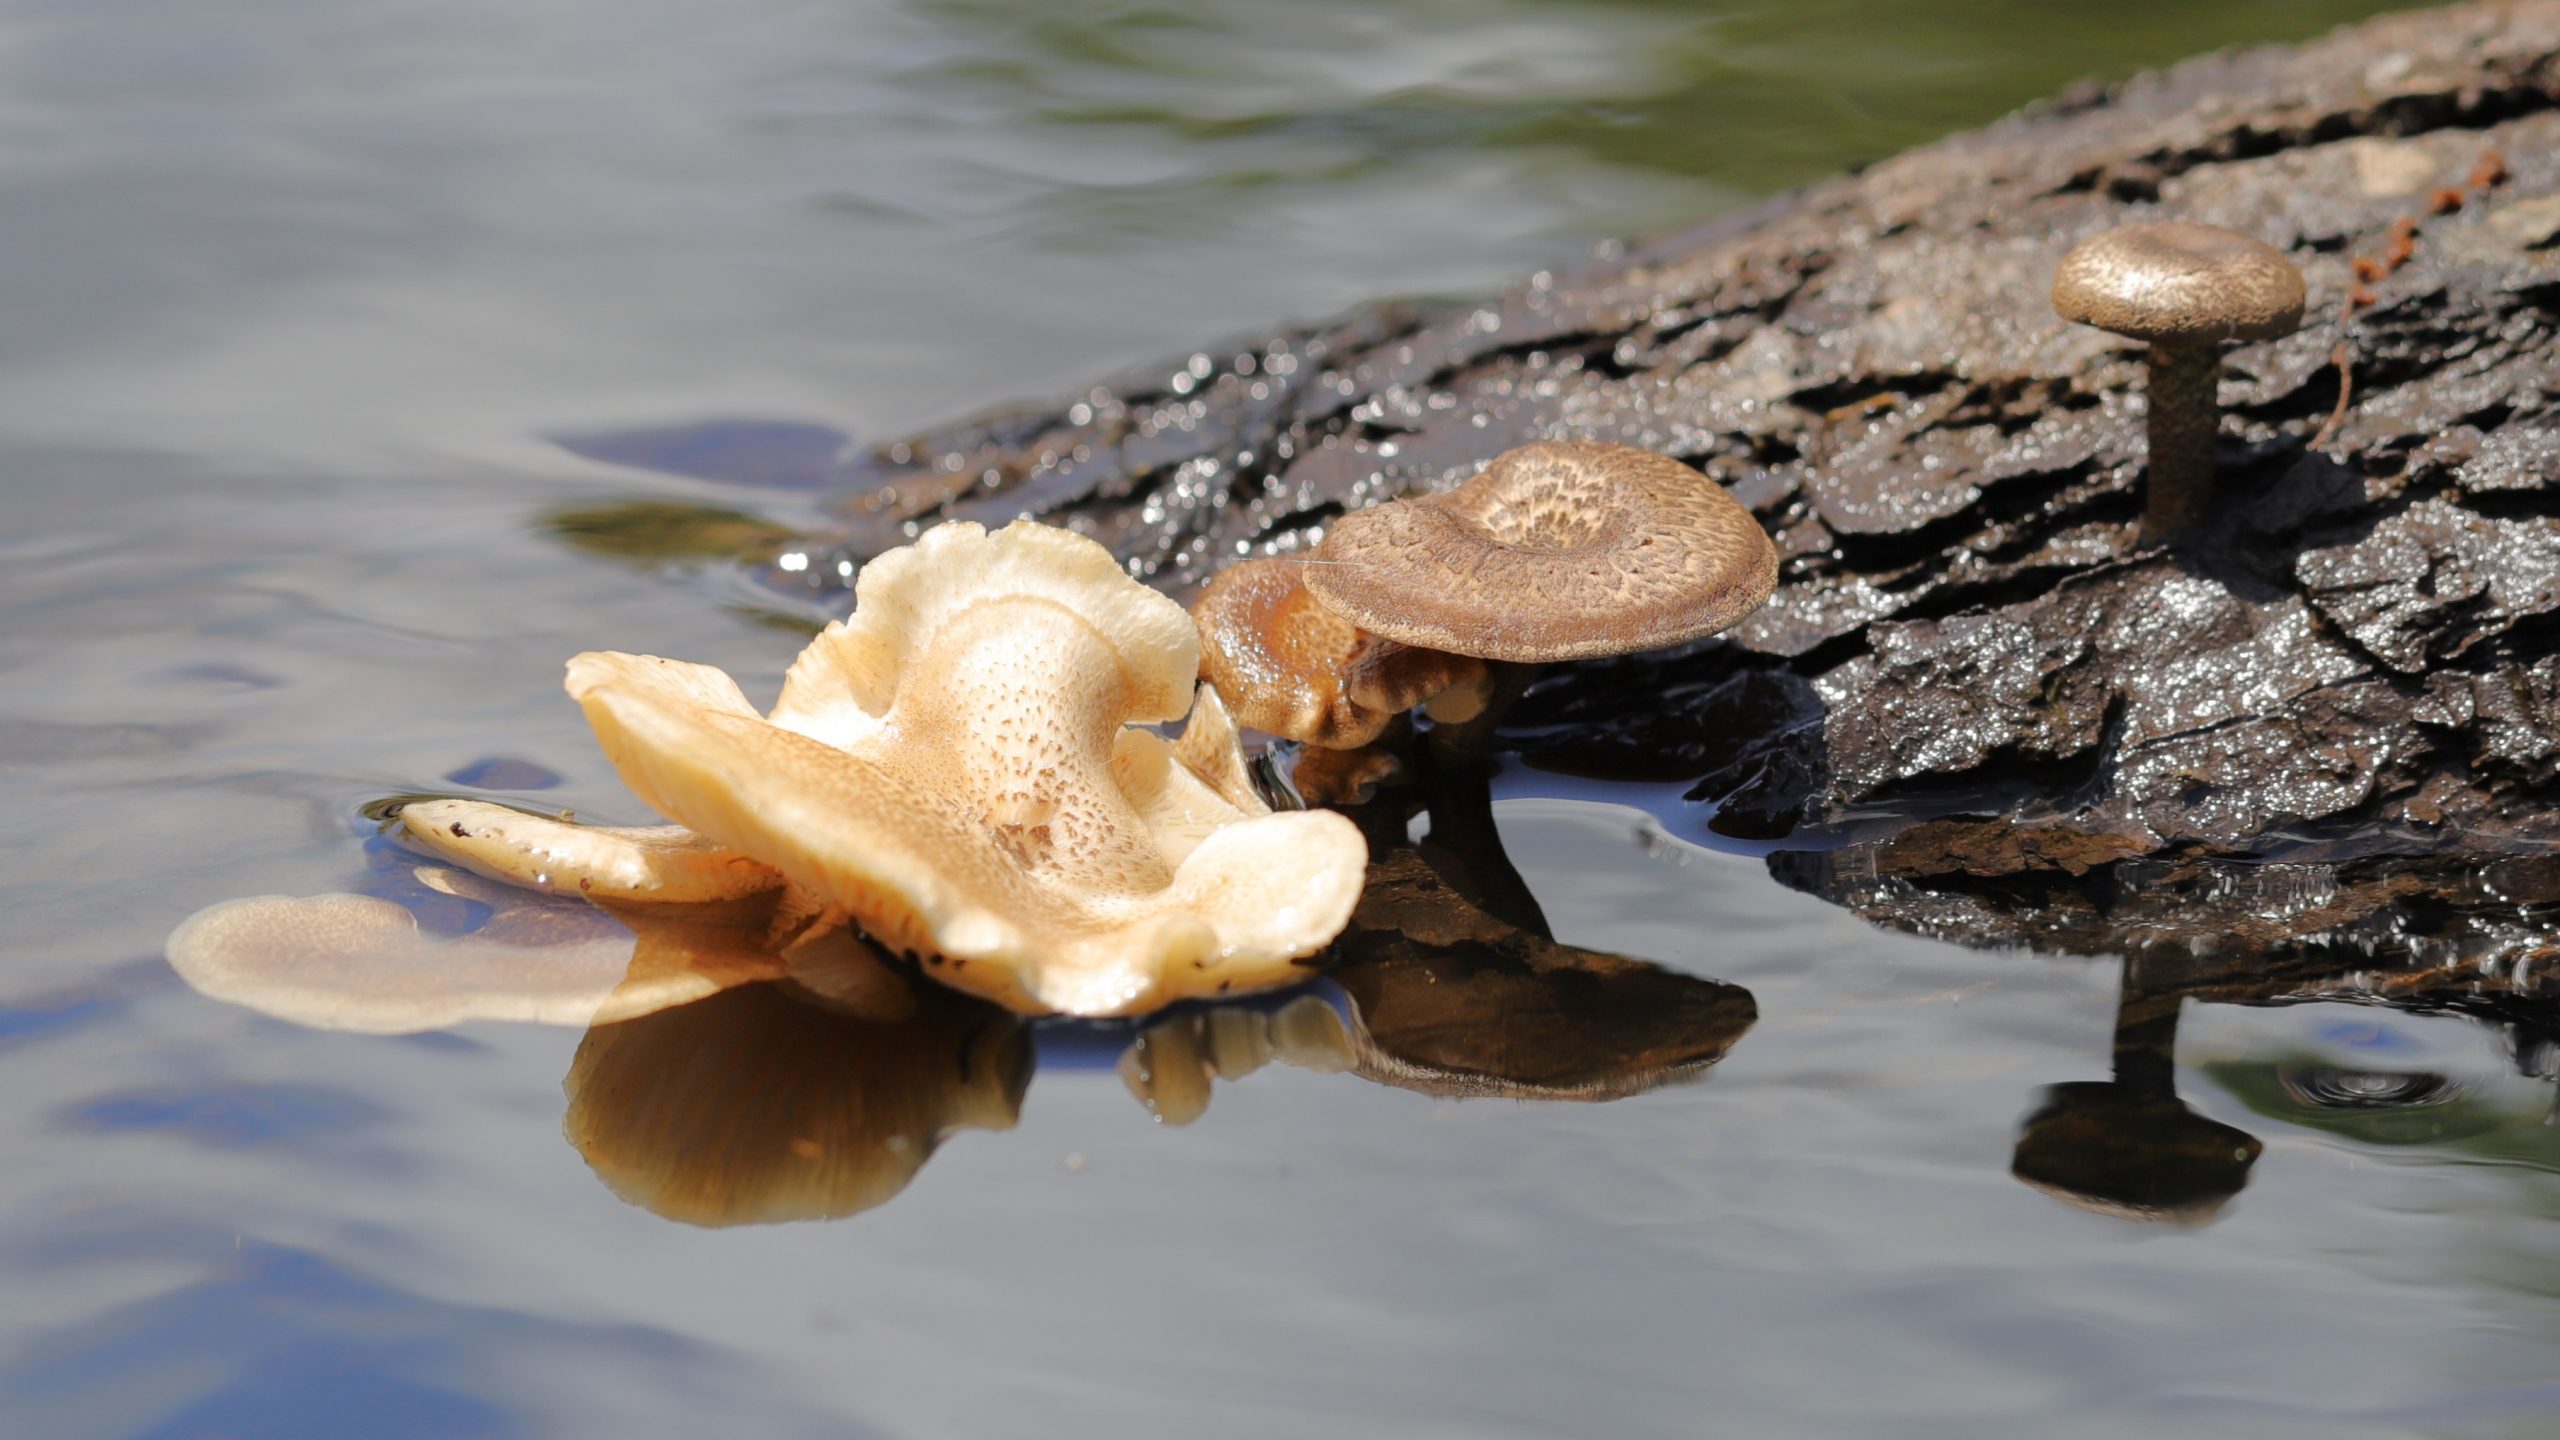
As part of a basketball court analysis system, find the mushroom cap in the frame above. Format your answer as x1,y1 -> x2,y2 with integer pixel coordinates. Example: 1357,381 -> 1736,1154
162,881 -> 792,1034
1190,556 -> 1486,746
2052,221 -> 2306,345
1300,441 -> 1779,663
570,519 -> 1368,1017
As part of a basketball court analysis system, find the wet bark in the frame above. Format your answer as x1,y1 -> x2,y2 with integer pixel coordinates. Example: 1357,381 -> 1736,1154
754,2 -> 2560,985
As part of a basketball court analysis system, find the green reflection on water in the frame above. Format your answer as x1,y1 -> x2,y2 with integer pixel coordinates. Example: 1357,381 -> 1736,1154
2209,1055 -> 2560,1166
544,502 -> 801,564
910,0 -> 2418,227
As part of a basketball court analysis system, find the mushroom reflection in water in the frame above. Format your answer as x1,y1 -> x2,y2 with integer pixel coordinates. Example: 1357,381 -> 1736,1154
1121,832 -> 1758,1124
173,871 -> 1027,1225
567,957 -> 1031,1227
2011,957 -> 2264,1226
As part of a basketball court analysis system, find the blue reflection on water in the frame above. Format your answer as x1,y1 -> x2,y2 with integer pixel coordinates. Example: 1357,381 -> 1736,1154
61,1083 -> 392,1152
0,1238 -> 856,1440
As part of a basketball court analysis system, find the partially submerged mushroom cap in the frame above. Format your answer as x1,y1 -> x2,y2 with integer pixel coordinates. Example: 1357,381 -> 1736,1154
2052,221 -> 2306,345
571,519 -> 1367,1017
1190,557 -> 1487,746
163,881 -> 789,1034
1302,440 -> 1779,663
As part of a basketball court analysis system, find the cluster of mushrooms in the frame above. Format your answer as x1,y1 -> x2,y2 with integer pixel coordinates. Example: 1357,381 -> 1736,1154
173,450 -> 1779,1023
1192,439 -> 1779,770
171,216 -> 2308,1031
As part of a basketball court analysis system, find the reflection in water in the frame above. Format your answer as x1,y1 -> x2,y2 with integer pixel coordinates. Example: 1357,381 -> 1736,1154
567,970 -> 1031,1227
1119,998 -> 1355,1126
1121,760 -> 1760,1124
169,779 -> 1764,1221
542,500 -> 802,567
2276,1065 -> 2468,1113
2010,960 -> 2263,1226
2012,939 -> 2560,1221
1329,847 -> 1756,1102
1773,836 -> 2560,1220
2201,1013 -> 2558,1151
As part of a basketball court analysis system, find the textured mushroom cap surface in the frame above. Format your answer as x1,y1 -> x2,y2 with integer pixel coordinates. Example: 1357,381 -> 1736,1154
1301,441 -> 1779,662
2051,221 -> 2307,344
572,519 -> 1368,1017
1191,557 -> 1485,746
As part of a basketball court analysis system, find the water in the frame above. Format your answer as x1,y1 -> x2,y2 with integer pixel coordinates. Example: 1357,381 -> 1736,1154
7,1 -> 2560,1435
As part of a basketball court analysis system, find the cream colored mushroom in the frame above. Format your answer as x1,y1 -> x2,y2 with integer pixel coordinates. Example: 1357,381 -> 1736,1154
393,797 -> 782,903
163,875 -> 789,1034
571,519 -> 1367,1017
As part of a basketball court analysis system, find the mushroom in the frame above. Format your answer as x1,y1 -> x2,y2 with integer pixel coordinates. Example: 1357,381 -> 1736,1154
568,519 -> 1368,1017
163,873 -> 793,1034
392,797 -> 782,904
2051,221 -> 2306,545
1190,556 -> 1492,747
1300,440 -> 1778,666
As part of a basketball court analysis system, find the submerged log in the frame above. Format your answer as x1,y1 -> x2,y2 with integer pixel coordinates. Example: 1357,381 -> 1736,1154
586,2 -> 2560,986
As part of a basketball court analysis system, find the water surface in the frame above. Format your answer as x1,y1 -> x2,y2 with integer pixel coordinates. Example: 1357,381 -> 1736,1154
7,2 -> 2559,1436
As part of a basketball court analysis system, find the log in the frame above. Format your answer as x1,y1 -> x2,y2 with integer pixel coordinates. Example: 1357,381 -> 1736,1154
584,2 -> 2560,998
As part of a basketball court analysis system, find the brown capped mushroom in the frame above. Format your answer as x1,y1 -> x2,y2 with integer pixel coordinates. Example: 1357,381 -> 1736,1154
1190,556 -> 1491,747
1301,440 -> 1778,665
2051,221 -> 2306,545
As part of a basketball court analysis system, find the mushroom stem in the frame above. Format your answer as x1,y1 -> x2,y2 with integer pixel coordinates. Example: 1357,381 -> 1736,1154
2140,341 -> 2222,545
1422,660 -> 1538,759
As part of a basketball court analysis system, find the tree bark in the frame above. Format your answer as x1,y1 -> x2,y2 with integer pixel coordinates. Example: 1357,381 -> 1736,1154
777,1 -> 2560,991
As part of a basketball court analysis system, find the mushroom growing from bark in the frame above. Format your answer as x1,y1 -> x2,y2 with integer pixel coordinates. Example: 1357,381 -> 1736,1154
1187,441 -> 1775,780
1301,440 -> 1779,666
2052,221 -> 2306,545
1190,556 -> 1492,747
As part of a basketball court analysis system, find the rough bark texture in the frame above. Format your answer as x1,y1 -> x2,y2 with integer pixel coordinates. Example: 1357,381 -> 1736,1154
728,2 -> 2560,988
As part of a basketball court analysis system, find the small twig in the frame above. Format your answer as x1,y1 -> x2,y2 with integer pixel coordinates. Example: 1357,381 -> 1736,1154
2313,147 -> 2508,458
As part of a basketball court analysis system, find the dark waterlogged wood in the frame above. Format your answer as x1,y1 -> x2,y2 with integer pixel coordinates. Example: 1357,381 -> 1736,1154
664,2 -> 2560,990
